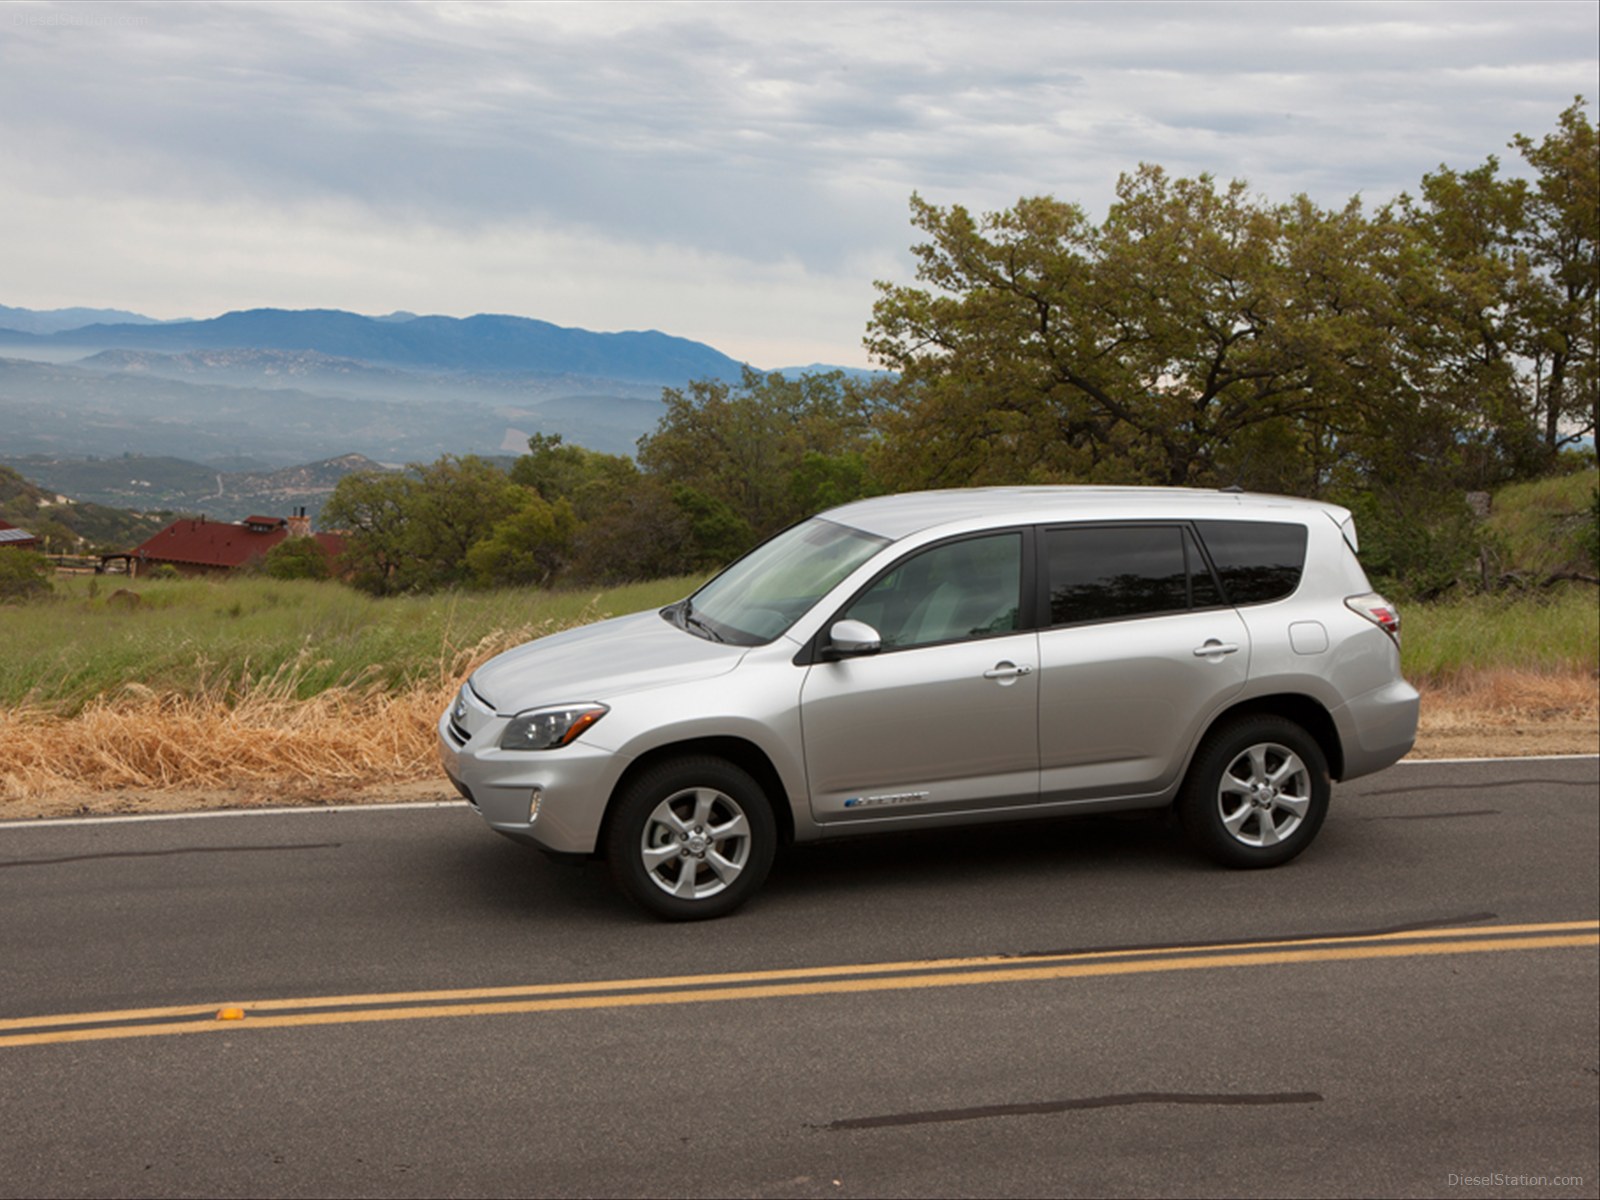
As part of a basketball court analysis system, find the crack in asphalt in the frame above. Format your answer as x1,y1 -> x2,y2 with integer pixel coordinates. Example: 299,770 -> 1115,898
823,1091 -> 1324,1130
1359,809 -> 1499,821
1361,777 -> 1593,797
1013,911 -> 1497,960
0,843 -> 341,868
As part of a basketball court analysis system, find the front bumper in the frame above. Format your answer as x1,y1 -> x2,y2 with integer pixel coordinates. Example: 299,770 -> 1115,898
438,708 -> 623,855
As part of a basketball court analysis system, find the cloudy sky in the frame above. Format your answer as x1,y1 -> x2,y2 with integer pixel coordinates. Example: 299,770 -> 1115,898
2,1 -> 1595,368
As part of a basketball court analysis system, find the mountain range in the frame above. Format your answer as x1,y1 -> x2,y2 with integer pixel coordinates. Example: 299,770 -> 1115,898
0,307 -> 700,468
0,307 -> 749,383
0,304 -> 881,493
0,304 -> 181,336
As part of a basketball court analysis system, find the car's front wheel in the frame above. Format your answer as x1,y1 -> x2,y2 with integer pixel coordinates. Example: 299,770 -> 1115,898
605,757 -> 776,920
1178,716 -> 1330,868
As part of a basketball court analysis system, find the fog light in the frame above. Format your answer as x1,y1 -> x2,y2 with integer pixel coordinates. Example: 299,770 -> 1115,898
529,787 -> 543,823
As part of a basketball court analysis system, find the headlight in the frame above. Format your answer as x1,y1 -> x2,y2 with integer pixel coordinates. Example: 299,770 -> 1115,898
499,704 -> 609,751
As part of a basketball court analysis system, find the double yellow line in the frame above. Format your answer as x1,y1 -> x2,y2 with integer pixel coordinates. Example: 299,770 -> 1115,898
3,919 -> 1594,1050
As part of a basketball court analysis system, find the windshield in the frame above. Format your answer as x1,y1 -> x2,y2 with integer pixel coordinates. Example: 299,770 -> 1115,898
669,518 -> 890,646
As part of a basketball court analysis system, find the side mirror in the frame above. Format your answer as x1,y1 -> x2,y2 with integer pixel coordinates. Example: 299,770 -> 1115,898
827,619 -> 881,658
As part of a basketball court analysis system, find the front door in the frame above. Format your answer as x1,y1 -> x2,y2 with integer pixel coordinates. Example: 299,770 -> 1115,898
800,531 -> 1039,823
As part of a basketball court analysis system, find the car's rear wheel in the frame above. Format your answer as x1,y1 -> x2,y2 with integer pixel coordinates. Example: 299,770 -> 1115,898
606,757 -> 776,920
1178,716 -> 1330,868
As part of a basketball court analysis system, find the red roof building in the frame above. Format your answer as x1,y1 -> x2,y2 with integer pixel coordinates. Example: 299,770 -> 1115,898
0,519 -> 41,551
121,512 -> 345,577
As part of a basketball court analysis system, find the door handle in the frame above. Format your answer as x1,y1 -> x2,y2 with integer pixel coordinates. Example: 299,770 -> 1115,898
983,662 -> 1034,680
1192,641 -> 1241,657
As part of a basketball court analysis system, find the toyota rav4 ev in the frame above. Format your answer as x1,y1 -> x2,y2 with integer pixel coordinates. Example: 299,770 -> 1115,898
440,487 -> 1419,919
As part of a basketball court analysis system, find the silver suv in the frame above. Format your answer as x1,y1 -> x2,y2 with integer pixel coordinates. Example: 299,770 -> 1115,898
440,487 -> 1418,919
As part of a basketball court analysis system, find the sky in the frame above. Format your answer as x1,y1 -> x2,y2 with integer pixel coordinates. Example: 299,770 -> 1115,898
2,0 -> 1595,369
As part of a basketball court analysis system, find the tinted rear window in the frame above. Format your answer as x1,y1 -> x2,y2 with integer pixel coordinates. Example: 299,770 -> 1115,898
1045,525 -> 1205,624
1193,520 -> 1308,605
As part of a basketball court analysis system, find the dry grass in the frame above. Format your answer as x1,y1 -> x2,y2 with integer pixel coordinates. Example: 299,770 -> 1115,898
1410,667 -> 1599,759
0,622 -> 556,807
1416,667 -> 1599,727
3,627 -> 1595,820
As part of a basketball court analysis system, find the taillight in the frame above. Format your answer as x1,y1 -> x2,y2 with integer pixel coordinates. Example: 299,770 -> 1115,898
1346,592 -> 1400,642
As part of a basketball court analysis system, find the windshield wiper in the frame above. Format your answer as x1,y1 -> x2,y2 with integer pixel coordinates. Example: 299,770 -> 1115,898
683,611 -> 725,643
664,598 -> 724,642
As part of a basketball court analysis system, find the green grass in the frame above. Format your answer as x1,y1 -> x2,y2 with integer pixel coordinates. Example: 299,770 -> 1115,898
5,571 -> 1594,713
1,575 -> 699,713
1400,585 -> 1599,681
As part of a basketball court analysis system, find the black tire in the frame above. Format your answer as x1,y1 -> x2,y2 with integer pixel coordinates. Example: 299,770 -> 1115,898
605,756 -> 776,920
1178,715 -> 1331,869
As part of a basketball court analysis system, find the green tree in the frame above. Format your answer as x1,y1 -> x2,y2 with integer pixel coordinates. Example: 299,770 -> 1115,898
401,456 -> 526,589
564,477 -> 699,585
561,478 -> 751,585
509,433 -> 640,519
638,368 -> 881,539
866,176 -> 1395,492
322,456 -> 526,594
320,471 -> 413,594
465,492 -> 579,587
1512,97 -> 1598,460
1393,155 -> 1538,486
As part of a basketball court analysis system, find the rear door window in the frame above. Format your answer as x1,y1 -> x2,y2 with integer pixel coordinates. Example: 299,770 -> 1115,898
1044,525 -> 1218,625
1192,520 -> 1308,606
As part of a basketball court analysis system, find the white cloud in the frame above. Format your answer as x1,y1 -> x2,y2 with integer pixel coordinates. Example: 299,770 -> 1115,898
0,181 -> 889,367
0,0 -> 1594,366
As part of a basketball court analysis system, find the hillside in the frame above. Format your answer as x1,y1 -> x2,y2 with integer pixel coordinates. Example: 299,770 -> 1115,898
0,453 -> 392,525
0,464 -> 172,551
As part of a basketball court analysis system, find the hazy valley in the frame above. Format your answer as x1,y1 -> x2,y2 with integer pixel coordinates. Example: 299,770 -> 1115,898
0,304 -> 811,522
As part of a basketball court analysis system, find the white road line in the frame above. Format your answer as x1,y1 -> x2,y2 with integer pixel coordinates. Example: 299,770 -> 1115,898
1399,753 -> 1598,765
1,755 -> 1593,832
1,800 -> 468,829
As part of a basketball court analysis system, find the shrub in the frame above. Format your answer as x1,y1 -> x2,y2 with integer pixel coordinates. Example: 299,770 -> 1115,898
264,537 -> 332,581
1344,489 -> 1481,600
0,550 -> 53,603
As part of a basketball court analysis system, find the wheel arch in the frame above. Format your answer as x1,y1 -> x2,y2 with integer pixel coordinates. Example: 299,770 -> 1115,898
596,736 -> 796,858
1202,693 -> 1346,781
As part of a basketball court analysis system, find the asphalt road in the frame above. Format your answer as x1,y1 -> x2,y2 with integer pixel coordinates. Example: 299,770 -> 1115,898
1,757 -> 1596,1199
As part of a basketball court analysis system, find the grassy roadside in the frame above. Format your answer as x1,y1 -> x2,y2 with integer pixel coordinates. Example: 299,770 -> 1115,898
0,575 -> 700,713
1,576 -> 1594,816
1399,587 -> 1598,761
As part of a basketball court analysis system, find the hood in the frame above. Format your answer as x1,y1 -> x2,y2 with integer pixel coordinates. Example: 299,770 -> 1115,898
468,609 -> 744,713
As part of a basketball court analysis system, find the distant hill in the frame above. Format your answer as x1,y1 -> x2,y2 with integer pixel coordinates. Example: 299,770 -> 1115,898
0,453 -> 394,526
0,355 -> 660,462
74,347 -> 431,396
66,346 -> 666,410
0,463 -> 173,551
0,305 -> 177,336
1,307 -> 750,384
0,305 -> 875,466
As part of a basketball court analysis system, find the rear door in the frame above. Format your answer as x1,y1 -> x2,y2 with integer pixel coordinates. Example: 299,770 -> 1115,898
1035,523 -> 1250,804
